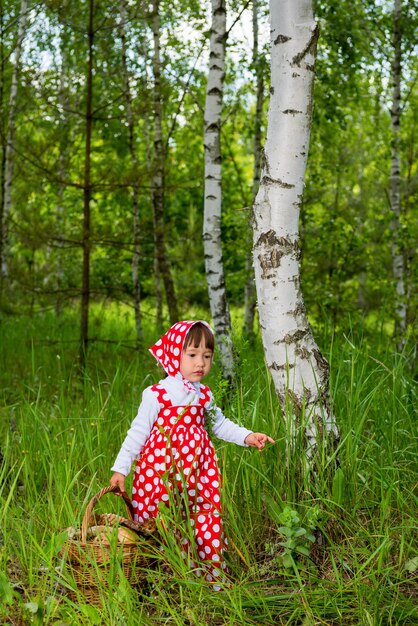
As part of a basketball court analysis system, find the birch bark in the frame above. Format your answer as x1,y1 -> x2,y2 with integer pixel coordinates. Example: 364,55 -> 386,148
203,0 -> 234,381
389,0 -> 406,349
151,0 -> 178,326
0,0 -> 28,279
120,0 -> 143,346
253,0 -> 339,454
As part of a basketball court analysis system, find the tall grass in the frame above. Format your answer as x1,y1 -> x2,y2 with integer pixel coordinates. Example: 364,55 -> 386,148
0,307 -> 416,625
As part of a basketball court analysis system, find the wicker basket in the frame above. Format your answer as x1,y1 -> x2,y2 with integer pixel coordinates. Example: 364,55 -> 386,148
62,485 -> 158,605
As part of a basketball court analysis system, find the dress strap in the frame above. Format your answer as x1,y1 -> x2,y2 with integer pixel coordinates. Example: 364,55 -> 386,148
149,383 -> 171,408
199,384 -> 211,407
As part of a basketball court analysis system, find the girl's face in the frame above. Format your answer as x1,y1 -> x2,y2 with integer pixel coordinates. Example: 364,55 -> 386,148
180,339 -> 213,382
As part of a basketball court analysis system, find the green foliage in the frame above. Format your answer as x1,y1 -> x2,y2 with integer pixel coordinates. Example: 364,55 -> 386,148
0,0 -> 415,345
3,308 -> 417,624
265,503 -> 321,570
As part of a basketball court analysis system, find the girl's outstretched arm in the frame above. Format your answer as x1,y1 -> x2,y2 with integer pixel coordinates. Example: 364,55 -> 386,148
244,432 -> 275,450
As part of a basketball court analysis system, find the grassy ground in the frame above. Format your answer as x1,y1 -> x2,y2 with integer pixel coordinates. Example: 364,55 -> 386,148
0,306 -> 417,625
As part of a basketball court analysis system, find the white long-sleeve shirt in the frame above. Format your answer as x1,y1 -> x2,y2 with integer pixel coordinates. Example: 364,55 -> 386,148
111,376 -> 253,476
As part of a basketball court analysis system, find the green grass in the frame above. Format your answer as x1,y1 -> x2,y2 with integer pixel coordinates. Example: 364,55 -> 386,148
0,306 -> 417,625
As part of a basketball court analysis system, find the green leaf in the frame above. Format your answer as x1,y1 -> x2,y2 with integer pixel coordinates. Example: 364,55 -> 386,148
281,554 -> 294,568
278,526 -> 293,537
293,527 -> 307,537
24,601 -> 39,614
78,603 -> 102,625
404,557 -> 418,573
0,572 -> 14,605
332,467 -> 345,505
295,545 -> 311,557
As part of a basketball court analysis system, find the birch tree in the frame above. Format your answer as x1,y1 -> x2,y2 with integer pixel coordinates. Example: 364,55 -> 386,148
253,0 -> 339,455
389,0 -> 406,349
0,0 -> 28,280
203,0 -> 234,381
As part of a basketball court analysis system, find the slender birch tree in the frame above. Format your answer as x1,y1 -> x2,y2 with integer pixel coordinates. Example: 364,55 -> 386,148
203,0 -> 234,381
0,0 -> 28,280
253,0 -> 339,454
389,0 -> 406,349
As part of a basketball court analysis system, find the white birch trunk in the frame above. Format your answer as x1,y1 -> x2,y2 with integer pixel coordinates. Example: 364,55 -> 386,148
203,0 -> 234,381
389,0 -> 406,348
0,0 -> 28,278
120,0 -> 143,346
253,0 -> 339,453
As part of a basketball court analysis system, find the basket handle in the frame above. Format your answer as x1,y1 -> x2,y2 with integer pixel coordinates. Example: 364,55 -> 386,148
81,485 -> 134,543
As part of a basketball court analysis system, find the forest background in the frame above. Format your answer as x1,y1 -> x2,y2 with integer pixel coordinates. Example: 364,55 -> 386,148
0,0 -> 417,624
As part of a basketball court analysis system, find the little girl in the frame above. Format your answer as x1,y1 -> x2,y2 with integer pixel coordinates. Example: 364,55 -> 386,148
110,320 -> 274,588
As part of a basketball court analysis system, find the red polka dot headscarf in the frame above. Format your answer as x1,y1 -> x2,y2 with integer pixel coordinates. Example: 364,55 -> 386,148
149,320 -> 214,380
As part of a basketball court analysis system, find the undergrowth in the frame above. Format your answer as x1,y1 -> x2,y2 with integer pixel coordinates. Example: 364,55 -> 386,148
0,306 -> 416,625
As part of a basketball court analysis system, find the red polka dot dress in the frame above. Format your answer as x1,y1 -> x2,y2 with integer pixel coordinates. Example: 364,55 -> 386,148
132,321 -> 230,587
111,321 -> 254,587
132,381 -> 228,585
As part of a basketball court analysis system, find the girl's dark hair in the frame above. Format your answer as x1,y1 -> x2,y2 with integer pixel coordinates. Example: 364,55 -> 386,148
183,322 -> 214,352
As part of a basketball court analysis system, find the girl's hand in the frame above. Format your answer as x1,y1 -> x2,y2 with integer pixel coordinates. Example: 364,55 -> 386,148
245,432 -> 275,450
110,472 -> 126,494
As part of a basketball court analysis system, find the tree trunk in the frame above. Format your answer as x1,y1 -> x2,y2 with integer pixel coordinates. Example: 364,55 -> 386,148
120,0 -> 143,347
0,0 -> 28,280
253,0 -> 339,456
243,0 -> 264,339
389,0 -> 406,350
203,0 -> 234,382
79,0 -> 94,370
151,0 -> 178,326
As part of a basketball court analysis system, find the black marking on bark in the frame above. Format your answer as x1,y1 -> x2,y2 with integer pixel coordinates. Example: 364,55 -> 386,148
312,348 -> 330,378
205,122 -> 220,133
283,109 -> 303,116
292,24 -> 319,67
261,175 -> 294,189
292,72 -> 300,78
285,389 -> 303,412
270,86 -> 274,95
208,86 -> 222,96
271,361 -> 295,371
214,6 -> 226,17
255,231 -> 300,280
274,34 -> 291,45
294,301 -> 306,317
283,329 -> 309,345
295,345 -> 310,359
